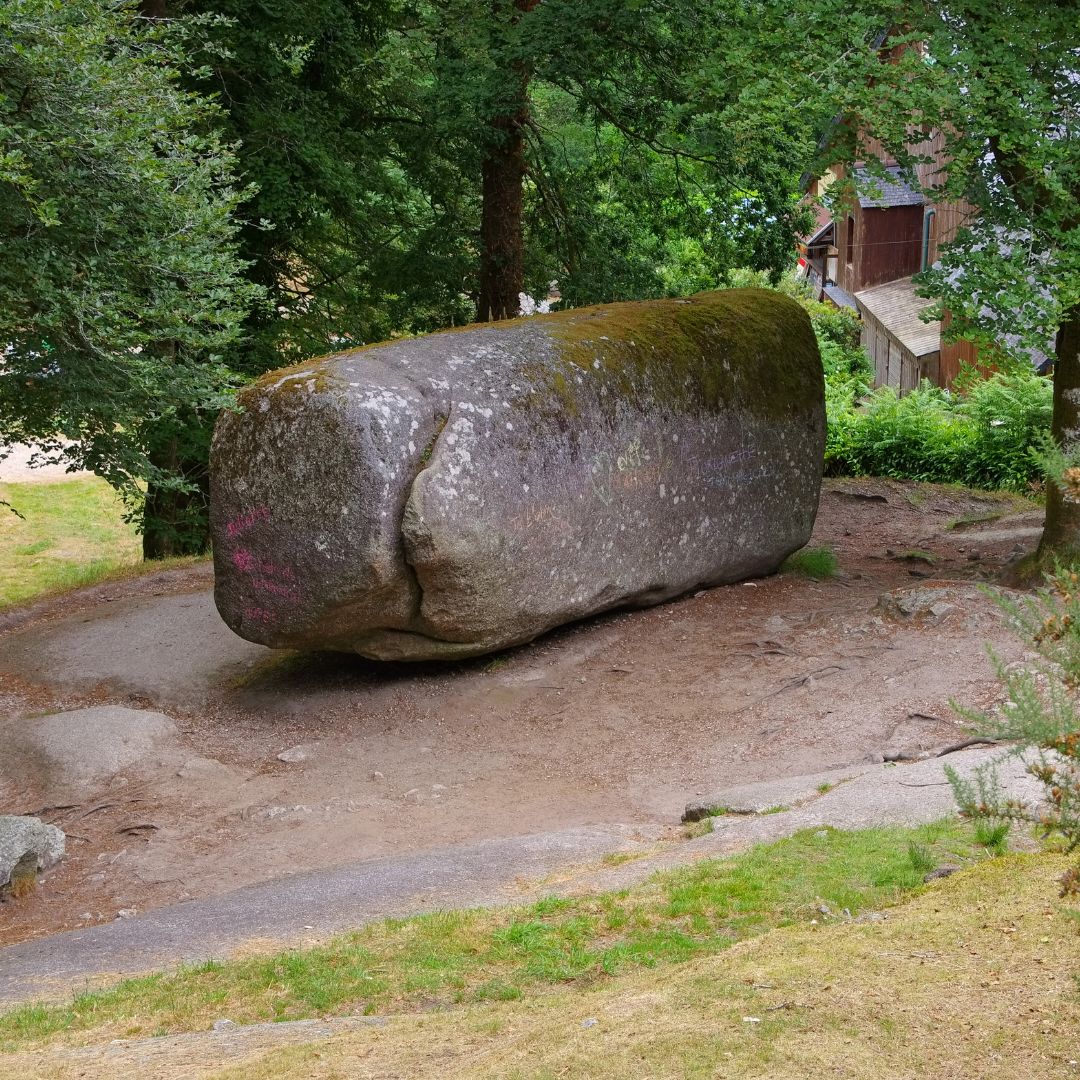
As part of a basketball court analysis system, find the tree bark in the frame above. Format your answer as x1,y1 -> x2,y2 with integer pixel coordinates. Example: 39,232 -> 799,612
1037,303 -> 1080,563
142,433 -> 212,559
477,116 -> 527,322
475,0 -> 538,323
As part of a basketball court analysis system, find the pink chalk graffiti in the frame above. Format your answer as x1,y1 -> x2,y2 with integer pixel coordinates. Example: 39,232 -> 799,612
231,548 -> 255,572
225,505 -> 271,539
251,576 -> 300,601
224,506 -> 304,625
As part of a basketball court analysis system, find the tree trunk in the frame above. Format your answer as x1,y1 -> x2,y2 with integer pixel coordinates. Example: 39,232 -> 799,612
1036,302 -> 1080,563
142,435 -> 212,559
477,116 -> 527,322
475,0 -> 538,323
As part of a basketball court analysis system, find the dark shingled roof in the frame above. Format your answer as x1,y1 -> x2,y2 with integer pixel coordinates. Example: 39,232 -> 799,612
855,166 -> 925,209
824,282 -> 859,310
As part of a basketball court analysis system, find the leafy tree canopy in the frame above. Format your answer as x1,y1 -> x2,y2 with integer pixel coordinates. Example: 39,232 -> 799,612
822,2 -> 1080,562
824,2 -> 1079,363
0,0 -> 261,498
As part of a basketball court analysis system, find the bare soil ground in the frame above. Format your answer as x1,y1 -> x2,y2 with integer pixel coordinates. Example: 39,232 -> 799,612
0,478 -> 1042,946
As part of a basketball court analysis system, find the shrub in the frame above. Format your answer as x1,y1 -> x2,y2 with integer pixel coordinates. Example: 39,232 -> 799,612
824,369 -> 1052,493
957,369 -> 1054,492
947,565 -> 1080,900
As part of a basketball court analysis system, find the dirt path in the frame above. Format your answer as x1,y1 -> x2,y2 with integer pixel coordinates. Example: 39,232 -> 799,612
0,745 -> 1042,1006
0,479 -> 1039,947
0,442 -> 91,484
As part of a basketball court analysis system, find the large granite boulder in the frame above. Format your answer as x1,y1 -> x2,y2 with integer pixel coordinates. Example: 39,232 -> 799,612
211,289 -> 825,660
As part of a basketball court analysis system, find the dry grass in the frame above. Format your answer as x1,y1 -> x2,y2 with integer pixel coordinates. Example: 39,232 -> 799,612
4,853 -> 1079,1079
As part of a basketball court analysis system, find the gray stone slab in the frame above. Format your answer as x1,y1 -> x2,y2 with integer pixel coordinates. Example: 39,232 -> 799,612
0,590 -> 269,704
3,707 -> 177,797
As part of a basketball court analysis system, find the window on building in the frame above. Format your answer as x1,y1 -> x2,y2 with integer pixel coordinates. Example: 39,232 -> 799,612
846,215 -> 855,267
921,209 -> 937,271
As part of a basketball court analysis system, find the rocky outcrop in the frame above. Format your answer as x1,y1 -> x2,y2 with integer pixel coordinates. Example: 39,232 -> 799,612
210,289 -> 825,660
0,816 -> 64,897
4,706 -> 178,799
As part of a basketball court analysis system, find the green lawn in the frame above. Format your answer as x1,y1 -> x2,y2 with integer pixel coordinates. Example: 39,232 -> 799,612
0,478 -> 141,608
0,821 -> 1003,1051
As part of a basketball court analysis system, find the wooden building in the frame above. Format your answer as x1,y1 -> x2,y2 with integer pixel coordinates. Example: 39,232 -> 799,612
835,166 -> 926,295
855,276 -> 941,391
799,142 -> 986,393
794,46 -> 1005,396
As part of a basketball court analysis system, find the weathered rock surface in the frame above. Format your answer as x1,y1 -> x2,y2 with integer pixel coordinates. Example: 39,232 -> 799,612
0,815 -> 64,894
2,706 -> 178,797
211,289 -> 825,660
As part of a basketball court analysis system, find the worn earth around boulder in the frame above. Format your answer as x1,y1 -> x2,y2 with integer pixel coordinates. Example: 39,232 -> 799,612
0,477 -> 1044,956
210,289 -> 824,659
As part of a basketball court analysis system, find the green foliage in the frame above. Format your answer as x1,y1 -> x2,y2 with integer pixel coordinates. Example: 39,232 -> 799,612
0,0 -> 260,501
825,4 -> 1080,364
973,820 -> 1011,856
172,0 -> 451,368
947,565 -> 1080,898
826,382 -> 975,484
824,370 -> 1053,492
782,546 -> 839,581
171,0 -> 881,351
906,841 -> 935,876
0,821 -> 987,1045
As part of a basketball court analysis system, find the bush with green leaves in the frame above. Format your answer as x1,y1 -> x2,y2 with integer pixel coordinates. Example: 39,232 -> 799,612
948,566 -> 1080,900
824,367 -> 1053,493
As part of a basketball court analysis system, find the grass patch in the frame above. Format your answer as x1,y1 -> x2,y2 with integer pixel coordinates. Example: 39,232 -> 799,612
0,821 -> 996,1051
946,510 -> 1006,530
599,852 -> 640,868
896,548 -> 938,564
682,818 -> 714,839
781,545 -> 838,581
198,852 -> 1076,1080
0,479 -> 141,607
0,478 -> 204,608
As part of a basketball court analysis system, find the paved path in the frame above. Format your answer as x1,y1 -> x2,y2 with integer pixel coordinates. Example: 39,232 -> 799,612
0,746 -> 1039,1005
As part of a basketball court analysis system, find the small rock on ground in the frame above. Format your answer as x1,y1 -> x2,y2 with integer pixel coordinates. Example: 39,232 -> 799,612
0,815 -> 64,894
